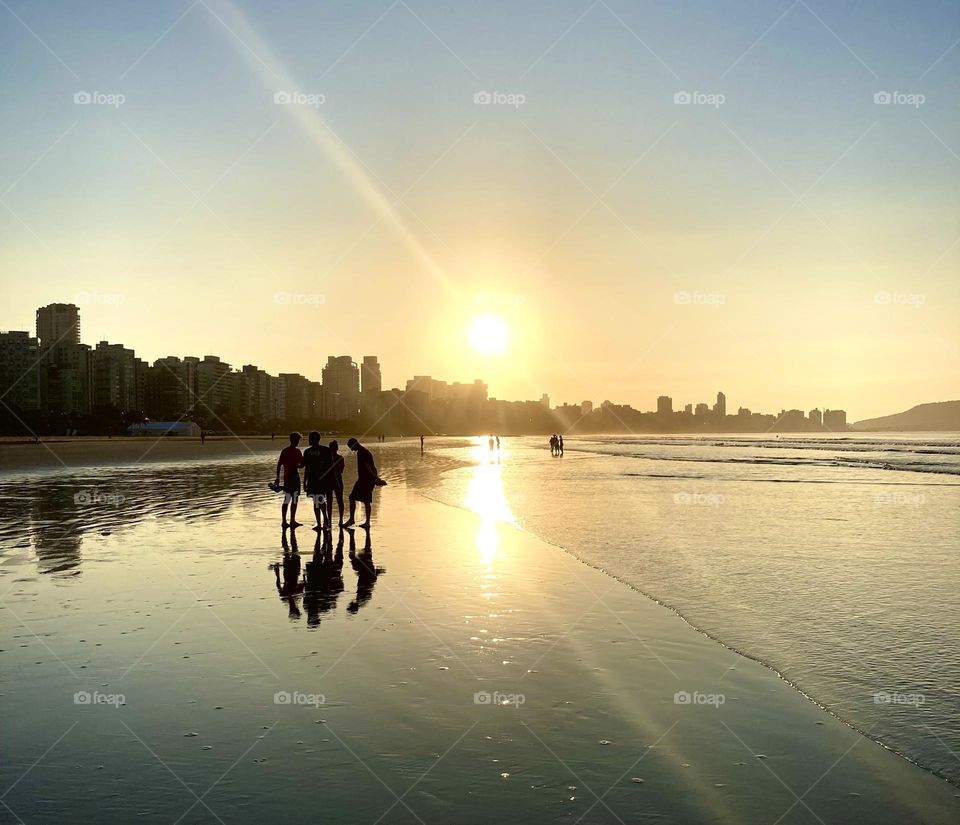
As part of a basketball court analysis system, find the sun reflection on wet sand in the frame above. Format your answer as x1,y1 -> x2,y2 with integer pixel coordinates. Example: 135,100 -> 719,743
463,438 -> 514,567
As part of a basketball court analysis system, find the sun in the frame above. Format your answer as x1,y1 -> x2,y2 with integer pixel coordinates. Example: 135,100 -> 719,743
468,314 -> 509,354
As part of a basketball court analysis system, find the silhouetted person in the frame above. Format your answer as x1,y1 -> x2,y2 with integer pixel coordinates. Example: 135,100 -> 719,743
549,434 -> 557,455
273,529 -> 303,619
488,434 -> 495,451
347,526 -> 384,613
328,440 -> 345,525
343,437 -> 385,528
302,430 -> 334,531
200,430 -> 205,445
420,434 -> 424,452
274,432 -> 303,528
558,435 -> 564,455
303,530 -> 344,627
495,435 -> 500,451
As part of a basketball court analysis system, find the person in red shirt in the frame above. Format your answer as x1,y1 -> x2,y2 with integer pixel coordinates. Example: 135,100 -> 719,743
275,432 -> 303,528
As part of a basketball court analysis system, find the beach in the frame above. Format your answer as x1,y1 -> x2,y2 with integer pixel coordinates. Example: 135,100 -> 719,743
1,438 -> 957,824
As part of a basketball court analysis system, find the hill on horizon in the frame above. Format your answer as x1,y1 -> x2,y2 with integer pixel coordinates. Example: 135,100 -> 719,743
853,401 -> 960,432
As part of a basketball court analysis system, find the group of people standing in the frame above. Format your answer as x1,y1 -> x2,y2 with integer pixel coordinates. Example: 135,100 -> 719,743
549,434 -> 564,455
274,433 -> 385,531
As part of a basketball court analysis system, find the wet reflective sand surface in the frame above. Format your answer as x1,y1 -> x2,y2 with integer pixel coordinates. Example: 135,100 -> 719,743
1,440 -> 958,824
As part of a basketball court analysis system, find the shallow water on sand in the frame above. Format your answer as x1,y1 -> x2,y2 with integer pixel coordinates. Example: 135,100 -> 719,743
1,437 -> 958,825
422,435 -> 960,786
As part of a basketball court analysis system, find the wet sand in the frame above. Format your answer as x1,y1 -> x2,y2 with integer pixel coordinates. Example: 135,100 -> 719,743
0,436 -> 280,474
1,448 -> 958,823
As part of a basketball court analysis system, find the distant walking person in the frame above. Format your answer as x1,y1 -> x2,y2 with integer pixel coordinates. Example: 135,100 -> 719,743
328,440 -> 346,526
302,431 -> 334,531
558,434 -> 564,455
488,434 -> 495,451
200,430 -> 206,445
549,434 -> 557,455
274,432 -> 303,529
420,434 -> 424,452
343,437 -> 386,528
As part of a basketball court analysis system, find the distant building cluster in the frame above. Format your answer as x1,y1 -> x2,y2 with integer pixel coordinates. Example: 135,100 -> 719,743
0,303 -> 385,431
0,303 -> 847,436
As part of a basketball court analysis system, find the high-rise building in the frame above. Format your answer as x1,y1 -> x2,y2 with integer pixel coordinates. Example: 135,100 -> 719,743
0,331 -> 41,412
683,403 -> 693,415
92,341 -> 137,412
657,395 -> 673,415
540,393 -> 550,409
361,356 -> 381,395
322,356 -> 360,421
196,355 -> 232,417
695,402 -> 709,417
714,391 -> 726,418
36,303 -> 80,357
279,373 -> 310,421
808,408 -> 822,427
580,400 -> 593,416
823,409 -> 847,431
48,343 -> 92,415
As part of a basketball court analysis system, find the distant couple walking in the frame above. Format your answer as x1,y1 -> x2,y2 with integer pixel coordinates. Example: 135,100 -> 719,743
273,433 -> 386,531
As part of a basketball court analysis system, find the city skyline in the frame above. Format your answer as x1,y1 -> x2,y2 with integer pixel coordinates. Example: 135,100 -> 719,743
1,1 -> 957,421
2,301 -> 854,433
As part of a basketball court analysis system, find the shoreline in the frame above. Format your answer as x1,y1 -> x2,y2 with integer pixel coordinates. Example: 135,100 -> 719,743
421,471 -> 960,792
2,450 -> 958,822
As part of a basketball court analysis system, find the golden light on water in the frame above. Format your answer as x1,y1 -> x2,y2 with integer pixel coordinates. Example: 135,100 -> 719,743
465,437 -> 514,565
468,314 -> 509,355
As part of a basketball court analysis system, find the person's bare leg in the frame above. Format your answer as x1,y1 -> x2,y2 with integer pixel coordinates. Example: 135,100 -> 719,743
282,495 -> 290,527
290,495 -> 301,527
343,498 -> 357,527
358,502 -> 371,528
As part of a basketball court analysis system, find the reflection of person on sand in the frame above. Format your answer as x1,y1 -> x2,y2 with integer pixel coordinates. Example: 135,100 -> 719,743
346,527 -> 384,614
303,530 -> 345,627
272,530 -> 304,619
343,438 -> 385,528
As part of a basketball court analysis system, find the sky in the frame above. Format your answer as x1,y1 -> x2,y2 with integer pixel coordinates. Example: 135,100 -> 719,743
1,0 -> 958,420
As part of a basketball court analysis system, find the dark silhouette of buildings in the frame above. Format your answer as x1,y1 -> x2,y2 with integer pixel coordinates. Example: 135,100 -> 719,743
0,302 -> 849,436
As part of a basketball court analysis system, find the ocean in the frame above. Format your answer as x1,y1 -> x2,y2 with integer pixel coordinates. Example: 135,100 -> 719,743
420,433 -> 960,786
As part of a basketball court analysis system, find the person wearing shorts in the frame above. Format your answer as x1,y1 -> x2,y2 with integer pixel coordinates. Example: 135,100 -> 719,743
275,432 -> 303,529
343,437 -> 383,529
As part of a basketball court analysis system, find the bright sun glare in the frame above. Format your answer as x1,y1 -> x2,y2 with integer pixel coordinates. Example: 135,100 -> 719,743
468,314 -> 508,354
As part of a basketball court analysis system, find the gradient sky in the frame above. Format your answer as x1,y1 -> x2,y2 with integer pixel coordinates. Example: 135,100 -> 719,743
1,0 -> 957,420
